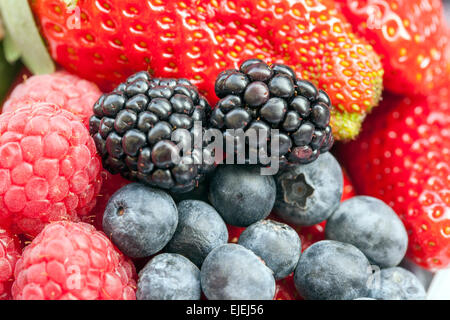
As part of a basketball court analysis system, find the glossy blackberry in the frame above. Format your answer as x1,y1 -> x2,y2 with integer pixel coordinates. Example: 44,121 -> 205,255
90,72 -> 214,193
212,59 -> 334,165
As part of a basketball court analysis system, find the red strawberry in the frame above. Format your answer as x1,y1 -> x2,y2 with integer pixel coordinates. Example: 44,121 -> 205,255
342,169 -> 357,201
274,274 -> 303,300
338,88 -> 450,270
31,0 -> 384,140
335,0 -> 450,95
227,225 -> 246,244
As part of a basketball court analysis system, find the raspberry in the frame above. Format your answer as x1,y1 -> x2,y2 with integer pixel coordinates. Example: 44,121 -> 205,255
3,71 -> 102,127
0,103 -> 103,237
0,227 -> 21,300
12,221 -> 136,300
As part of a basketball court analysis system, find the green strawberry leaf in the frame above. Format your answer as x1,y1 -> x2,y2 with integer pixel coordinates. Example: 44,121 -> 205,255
3,30 -> 22,64
0,0 -> 55,74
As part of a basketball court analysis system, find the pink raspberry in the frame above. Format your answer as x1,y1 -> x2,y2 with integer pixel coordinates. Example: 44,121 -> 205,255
2,71 -> 101,126
0,227 -> 21,300
12,221 -> 136,300
0,103 -> 103,237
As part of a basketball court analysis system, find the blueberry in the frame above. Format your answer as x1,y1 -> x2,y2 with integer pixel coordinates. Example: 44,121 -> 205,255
354,297 -> 376,300
201,244 -> 275,300
165,200 -> 228,267
103,183 -> 178,258
325,196 -> 408,268
137,253 -> 201,300
238,220 -> 301,279
274,153 -> 343,226
367,267 -> 426,300
294,240 -> 371,300
209,165 -> 276,227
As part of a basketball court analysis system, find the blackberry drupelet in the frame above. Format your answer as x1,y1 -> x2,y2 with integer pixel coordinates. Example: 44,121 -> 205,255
89,72 -> 214,193
211,59 -> 334,165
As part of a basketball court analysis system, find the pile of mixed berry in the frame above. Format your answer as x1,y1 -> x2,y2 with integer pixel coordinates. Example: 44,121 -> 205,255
0,0 -> 448,300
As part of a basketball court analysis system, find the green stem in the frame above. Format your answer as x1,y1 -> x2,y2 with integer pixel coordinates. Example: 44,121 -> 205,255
0,0 -> 55,75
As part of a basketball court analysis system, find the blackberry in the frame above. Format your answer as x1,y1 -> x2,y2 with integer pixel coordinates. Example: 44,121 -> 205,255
211,59 -> 334,165
89,72 -> 214,193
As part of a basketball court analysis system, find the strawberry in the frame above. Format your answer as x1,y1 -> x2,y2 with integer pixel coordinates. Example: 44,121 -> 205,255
338,88 -> 450,270
335,0 -> 450,95
342,169 -> 357,201
30,0 -> 384,140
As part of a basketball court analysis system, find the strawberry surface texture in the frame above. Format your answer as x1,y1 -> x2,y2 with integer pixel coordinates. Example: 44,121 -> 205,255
31,0 -> 385,140
339,88 -> 450,270
336,0 -> 450,95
